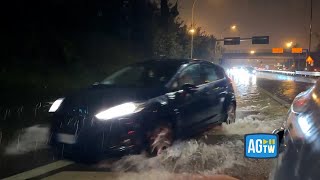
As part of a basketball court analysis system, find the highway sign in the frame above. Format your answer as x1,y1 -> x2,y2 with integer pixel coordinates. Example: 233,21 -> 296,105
272,48 -> 284,54
224,37 -> 241,45
292,48 -> 303,53
252,36 -> 269,44
306,56 -> 314,65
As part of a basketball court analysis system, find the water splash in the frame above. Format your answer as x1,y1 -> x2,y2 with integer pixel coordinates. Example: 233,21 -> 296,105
110,115 -> 279,179
5,125 -> 49,155
0,131 -> 2,145
34,102 -> 42,117
3,108 -> 10,121
219,118 -> 283,135
17,106 -> 24,118
112,139 -> 245,175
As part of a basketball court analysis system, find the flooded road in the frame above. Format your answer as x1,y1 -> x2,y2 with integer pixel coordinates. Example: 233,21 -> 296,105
0,72 -> 316,179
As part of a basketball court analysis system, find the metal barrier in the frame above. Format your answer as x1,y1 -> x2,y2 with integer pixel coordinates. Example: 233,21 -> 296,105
259,70 -> 295,75
295,71 -> 320,77
258,70 -> 320,77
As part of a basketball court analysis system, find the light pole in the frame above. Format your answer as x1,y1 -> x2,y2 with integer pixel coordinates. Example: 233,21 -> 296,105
214,25 -> 237,63
307,0 -> 313,71
190,0 -> 199,59
285,41 -> 293,69
189,28 -> 196,59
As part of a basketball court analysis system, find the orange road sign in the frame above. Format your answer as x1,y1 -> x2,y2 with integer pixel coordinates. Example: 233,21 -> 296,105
306,56 -> 314,65
272,48 -> 284,54
292,48 -> 303,53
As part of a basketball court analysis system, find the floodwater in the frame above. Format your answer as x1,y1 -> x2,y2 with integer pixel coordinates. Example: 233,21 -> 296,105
0,71 -> 314,179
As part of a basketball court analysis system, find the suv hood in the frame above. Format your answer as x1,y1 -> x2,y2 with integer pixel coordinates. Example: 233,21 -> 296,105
59,85 -> 166,115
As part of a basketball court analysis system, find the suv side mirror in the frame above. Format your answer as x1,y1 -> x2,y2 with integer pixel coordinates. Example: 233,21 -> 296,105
181,83 -> 197,94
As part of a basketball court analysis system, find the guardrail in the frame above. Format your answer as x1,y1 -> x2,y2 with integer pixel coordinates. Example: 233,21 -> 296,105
295,71 -> 320,76
259,70 -> 295,75
258,70 -> 320,77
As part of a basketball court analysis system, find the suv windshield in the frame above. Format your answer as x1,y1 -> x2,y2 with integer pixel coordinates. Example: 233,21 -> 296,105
100,63 -> 180,87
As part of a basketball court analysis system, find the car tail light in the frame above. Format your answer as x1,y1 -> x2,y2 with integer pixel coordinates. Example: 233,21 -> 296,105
128,131 -> 135,135
292,94 -> 309,113
295,95 -> 308,106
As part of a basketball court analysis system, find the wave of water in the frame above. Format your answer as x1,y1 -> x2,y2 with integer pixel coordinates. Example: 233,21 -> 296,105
4,124 -> 49,155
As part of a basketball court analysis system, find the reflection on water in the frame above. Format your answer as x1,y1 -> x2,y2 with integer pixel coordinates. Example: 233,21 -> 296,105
276,74 -> 294,81
257,73 -> 314,103
226,69 -> 257,96
281,81 -> 297,101
232,74 -> 257,87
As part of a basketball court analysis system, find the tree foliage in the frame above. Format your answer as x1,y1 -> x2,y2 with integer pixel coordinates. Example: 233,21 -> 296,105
192,27 -> 216,61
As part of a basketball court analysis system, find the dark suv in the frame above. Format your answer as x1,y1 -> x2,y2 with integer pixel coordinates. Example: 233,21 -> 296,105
49,59 -> 236,160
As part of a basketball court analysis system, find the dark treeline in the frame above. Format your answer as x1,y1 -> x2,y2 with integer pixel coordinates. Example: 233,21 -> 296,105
1,0 -> 216,105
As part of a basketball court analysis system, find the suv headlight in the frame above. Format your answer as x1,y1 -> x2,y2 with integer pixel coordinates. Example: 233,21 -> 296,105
49,98 -> 65,112
95,102 -> 144,121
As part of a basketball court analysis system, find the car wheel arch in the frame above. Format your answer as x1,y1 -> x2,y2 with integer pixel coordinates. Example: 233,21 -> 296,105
223,94 -> 237,112
140,102 -> 178,135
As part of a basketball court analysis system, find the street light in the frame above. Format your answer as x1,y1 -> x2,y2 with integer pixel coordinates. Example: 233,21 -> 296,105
189,28 -> 195,34
231,25 -> 237,31
286,41 -> 293,48
250,50 -> 256,54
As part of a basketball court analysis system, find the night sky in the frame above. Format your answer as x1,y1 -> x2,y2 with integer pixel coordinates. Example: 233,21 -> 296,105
179,0 -> 320,51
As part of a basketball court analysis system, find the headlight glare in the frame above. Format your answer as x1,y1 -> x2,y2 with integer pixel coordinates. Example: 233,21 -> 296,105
95,102 -> 141,121
49,98 -> 64,112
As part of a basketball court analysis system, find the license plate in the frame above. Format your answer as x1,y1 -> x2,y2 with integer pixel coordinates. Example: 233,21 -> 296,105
57,133 -> 76,144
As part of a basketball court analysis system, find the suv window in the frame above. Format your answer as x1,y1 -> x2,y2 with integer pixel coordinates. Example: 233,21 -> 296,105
202,64 -> 219,83
177,64 -> 202,87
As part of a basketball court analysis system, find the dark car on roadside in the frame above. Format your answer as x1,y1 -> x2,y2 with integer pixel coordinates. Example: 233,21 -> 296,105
271,79 -> 320,180
48,59 -> 236,160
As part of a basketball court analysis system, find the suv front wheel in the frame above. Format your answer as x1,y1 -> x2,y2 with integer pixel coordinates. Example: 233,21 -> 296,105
147,124 -> 173,156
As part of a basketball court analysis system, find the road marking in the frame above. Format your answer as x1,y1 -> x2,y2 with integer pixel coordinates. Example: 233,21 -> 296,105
42,171 -> 119,180
3,160 -> 74,180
